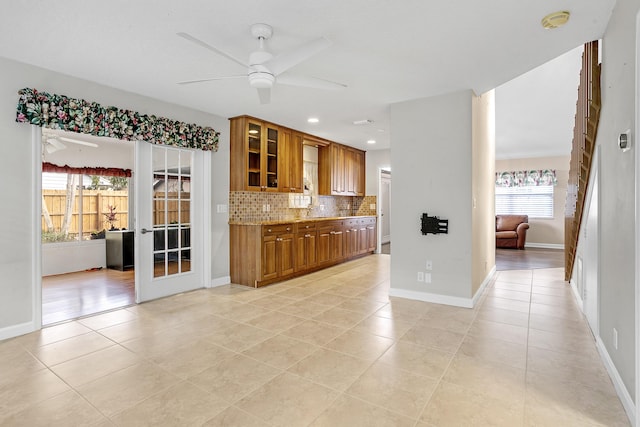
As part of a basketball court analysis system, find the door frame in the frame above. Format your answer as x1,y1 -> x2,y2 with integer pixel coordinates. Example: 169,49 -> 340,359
635,10 -> 640,427
377,167 -> 391,253
31,126 -> 43,331
31,130 -> 212,329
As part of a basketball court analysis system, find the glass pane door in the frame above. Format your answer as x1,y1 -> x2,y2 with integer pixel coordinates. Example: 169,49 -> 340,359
152,146 -> 192,278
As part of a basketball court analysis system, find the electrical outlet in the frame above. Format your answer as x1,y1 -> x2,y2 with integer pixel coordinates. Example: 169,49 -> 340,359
425,260 -> 432,271
417,271 -> 424,282
613,328 -> 618,350
424,273 -> 432,283
266,204 -> 271,212
262,204 -> 267,212
216,204 -> 227,213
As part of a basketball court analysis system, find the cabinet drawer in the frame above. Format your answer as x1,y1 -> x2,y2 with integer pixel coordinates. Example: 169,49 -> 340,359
296,222 -> 317,232
262,224 -> 294,235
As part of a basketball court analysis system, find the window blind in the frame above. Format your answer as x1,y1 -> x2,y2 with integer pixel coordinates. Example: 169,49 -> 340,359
495,185 -> 554,218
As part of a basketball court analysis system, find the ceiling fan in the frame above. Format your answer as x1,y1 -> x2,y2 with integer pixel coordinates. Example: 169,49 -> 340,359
176,23 -> 347,104
42,133 -> 98,154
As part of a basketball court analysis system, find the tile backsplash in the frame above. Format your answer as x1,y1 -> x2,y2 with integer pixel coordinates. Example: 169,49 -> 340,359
229,192 -> 377,223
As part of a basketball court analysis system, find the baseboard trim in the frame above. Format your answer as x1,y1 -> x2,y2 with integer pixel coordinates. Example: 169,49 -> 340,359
0,321 -> 37,341
389,288 -> 474,308
525,242 -> 564,250
472,266 -> 496,307
569,279 -> 584,312
595,336 -> 636,426
210,276 -> 231,288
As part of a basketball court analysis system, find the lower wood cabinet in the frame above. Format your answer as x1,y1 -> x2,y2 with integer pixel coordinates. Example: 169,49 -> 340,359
230,216 -> 376,287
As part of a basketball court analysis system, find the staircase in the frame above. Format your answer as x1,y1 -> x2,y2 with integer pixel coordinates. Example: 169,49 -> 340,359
565,41 -> 602,281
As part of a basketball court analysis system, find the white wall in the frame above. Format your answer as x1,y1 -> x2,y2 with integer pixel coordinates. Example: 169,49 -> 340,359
42,240 -> 106,276
365,149 -> 390,197
0,56 -> 230,337
495,155 -> 569,247
595,0 -> 638,403
471,91 -> 496,294
389,90 -> 474,304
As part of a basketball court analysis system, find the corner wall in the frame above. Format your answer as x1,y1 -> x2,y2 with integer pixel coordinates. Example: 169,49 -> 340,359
389,90 -> 474,304
472,91 -> 496,295
596,0 -> 638,403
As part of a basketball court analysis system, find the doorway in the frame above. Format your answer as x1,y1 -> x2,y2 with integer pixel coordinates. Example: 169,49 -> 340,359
380,169 -> 391,254
40,129 -> 136,325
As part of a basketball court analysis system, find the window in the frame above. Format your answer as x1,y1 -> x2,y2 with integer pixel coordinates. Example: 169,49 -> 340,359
41,172 -> 129,243
495,185 -> 554,219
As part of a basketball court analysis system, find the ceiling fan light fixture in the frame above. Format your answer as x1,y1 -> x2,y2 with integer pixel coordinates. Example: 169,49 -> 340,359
541,11 -> 570,29
248,71 -> 275,89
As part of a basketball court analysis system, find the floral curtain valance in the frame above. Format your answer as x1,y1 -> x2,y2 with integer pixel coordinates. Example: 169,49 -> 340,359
495,169 -> 557,187
43,162 -> 132,178
16,88 -> 219,151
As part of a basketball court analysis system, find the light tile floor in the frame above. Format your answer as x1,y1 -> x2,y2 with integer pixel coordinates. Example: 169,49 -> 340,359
0,255 -> 630,426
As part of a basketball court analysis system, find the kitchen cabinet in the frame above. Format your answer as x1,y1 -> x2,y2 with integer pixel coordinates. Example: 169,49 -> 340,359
295,222 -> 317,272
344,219 -> 359,258
262,224 -> 295,280
230,217 -> 376,287
317,220 -> 345,266
278,130 -> 303,193
319,143 -> 365,196
230,116 -> 280,192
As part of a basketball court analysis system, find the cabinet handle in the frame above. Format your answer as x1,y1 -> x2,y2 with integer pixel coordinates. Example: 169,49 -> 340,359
267,228 -> 272,232
305,234 -> 311,238
286,227 -> 291,231
305,225 -> 310,229
330,231 -> 335,235
276,237 -> 283,242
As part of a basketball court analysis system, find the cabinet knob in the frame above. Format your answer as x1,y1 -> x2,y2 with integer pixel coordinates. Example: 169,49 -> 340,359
330,231 -> 335,235
267,228 -> 272,232
286,227 -> 291,231
276,237 -> 283,242
305,234 -> 311,238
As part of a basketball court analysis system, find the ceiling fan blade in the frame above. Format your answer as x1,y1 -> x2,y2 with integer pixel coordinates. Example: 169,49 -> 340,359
177,75 -> 246,85
58,136 -> 98,148
177,32 -> 248,69
257,88 -> 271,104
45,138 -> 66,153
265,37 -> 332,76
277,74 -> 347,90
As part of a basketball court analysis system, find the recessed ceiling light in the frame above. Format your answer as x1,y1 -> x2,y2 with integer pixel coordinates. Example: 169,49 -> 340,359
307,117 -> 319,123
541,10 -> 570,29
367,140 -> 376,144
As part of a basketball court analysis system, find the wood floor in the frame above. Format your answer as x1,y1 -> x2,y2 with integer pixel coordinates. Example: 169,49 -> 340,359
42,268 -> 135,325
495,247 -> 564,271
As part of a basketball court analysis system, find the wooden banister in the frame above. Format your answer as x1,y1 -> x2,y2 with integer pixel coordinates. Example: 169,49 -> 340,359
565,41 -> 601,281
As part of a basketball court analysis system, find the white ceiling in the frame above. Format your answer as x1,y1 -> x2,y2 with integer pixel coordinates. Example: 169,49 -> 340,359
0,1 -> 614,154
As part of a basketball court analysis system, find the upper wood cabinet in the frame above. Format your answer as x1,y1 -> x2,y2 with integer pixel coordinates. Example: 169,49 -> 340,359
278,130 -> 303,193
230,116 -> 280,192
318,143 -> 365,196
231,116 -> 364,196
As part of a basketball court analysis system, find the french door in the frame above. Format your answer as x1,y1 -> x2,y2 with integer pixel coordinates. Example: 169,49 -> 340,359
135,141 -> 207,302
